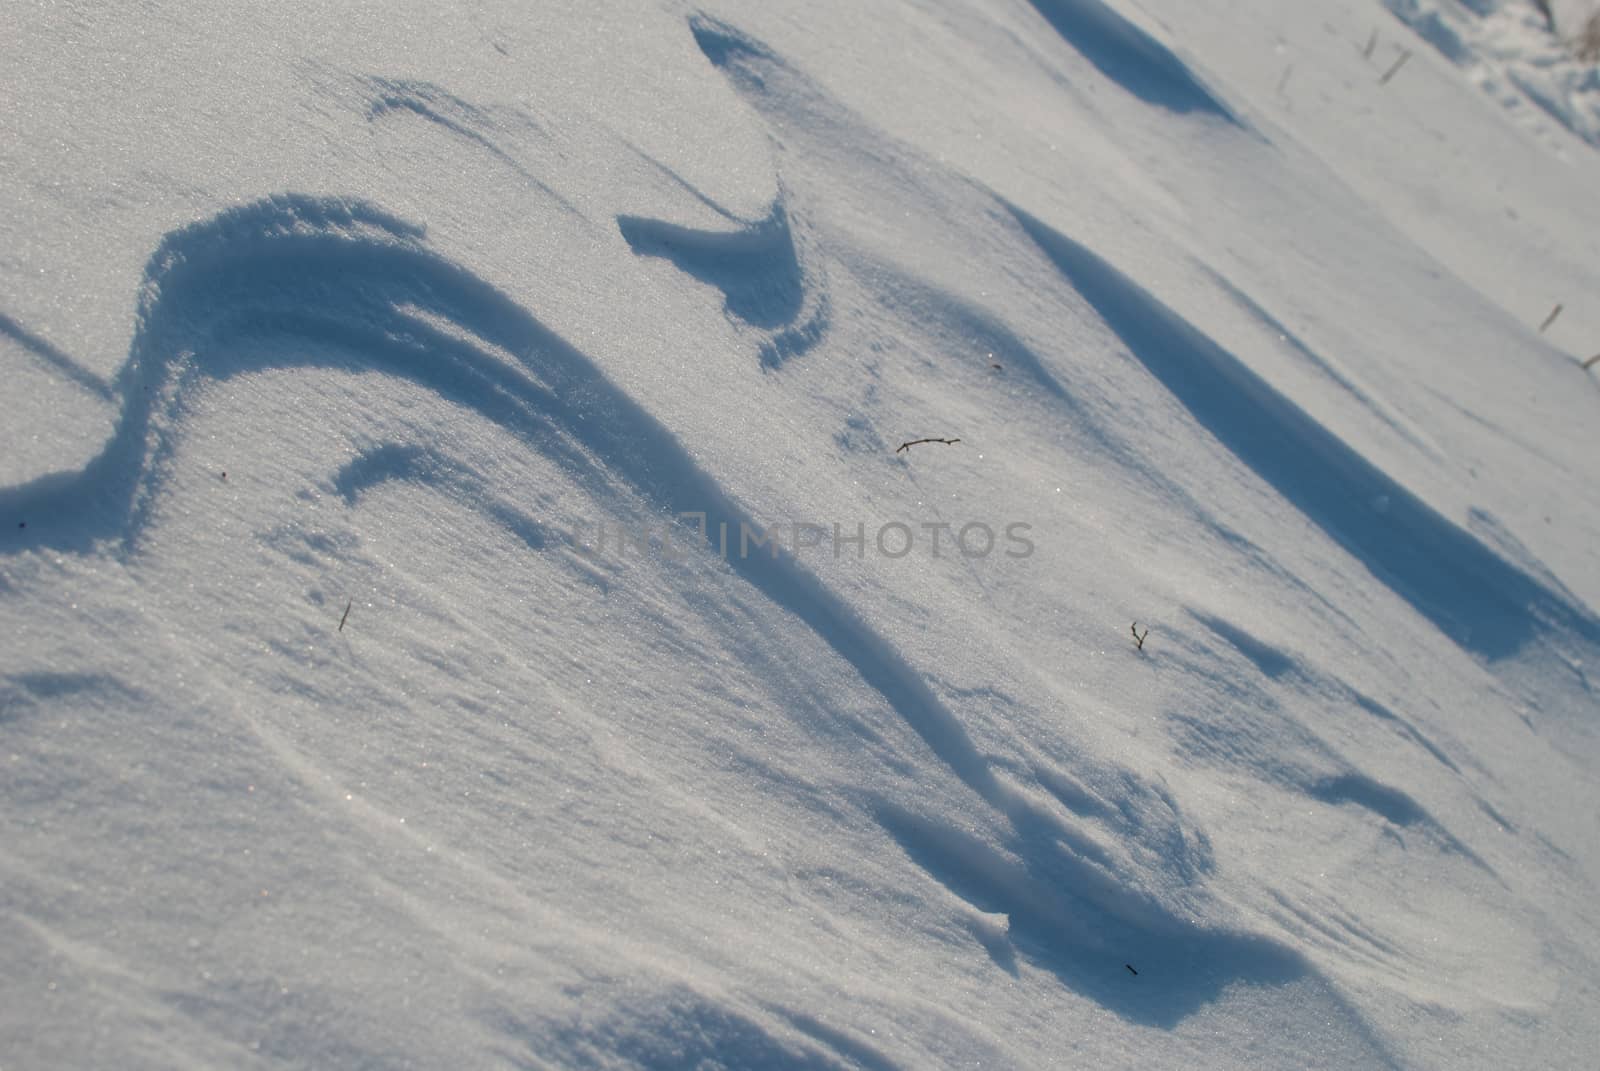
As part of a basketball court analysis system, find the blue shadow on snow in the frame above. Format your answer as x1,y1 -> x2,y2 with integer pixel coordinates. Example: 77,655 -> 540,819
1008,203 -> 1598,661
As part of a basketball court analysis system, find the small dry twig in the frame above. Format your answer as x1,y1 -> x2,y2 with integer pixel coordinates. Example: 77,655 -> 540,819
896,437 -> 961,454
338,599 -> 352,632
1577,12 -> 1600,62
1380,50 -> 1412,86
1583,353 -> 1600,370
1131,623 -> 1149,651
1363,29 -> 1378,61
1539,303 -> 1564,333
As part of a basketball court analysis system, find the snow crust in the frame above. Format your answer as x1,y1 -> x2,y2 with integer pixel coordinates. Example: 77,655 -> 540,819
3,1 -> 1600,1067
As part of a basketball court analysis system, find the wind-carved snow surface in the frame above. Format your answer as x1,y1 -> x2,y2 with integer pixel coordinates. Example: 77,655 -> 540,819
1386,0 -> 1600,147
3,1 -> 1600,1068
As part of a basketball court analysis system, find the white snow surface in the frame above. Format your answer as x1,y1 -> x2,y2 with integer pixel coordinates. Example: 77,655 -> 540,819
3,1 -> 1600,1068
1385,0 -> 1600,148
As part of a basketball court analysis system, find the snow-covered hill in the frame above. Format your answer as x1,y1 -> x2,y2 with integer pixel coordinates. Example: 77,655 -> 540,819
3,1 -> 1599,1068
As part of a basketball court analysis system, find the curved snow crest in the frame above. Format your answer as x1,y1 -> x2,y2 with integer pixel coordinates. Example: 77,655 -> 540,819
618,190 -> 829,369
0,195 -> 1361,1030
688,12 -> 780,87
1023,0 -> 1240,123
296,65 -> 582,215
1007,200 -> 1600,662
331,442 -> 560,554
0,197 -> 425,553
606,16 -> 834,369
689,3 -> 1237,126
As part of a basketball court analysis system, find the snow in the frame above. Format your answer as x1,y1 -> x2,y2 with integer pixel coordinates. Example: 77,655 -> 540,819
1385,0 -> 1600,148
3,1 -> 1599,1067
